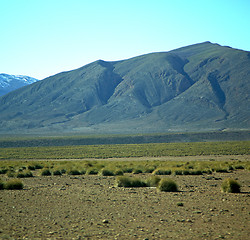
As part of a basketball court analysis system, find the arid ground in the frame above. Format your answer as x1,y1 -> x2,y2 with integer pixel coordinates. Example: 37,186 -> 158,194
1,156 -> 249,240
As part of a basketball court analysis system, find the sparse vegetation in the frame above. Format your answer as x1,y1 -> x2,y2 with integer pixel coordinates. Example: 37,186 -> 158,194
0,141 -> 249,160
221,178 -> 241,193
0,156 -> 249,181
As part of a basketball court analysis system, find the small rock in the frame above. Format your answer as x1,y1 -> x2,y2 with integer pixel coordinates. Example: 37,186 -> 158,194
102,219 -> 109,224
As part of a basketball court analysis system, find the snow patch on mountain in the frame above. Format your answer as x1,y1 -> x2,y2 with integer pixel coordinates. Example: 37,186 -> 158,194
0,73 -> 39,96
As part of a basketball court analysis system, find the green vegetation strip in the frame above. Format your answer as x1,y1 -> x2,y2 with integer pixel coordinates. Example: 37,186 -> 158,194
1,158 -> 249,177
0,141 -> 249,160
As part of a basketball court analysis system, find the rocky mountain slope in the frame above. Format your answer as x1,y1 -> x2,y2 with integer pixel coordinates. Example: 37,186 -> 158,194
0,74 -> 38,96
0,42 -> 249,134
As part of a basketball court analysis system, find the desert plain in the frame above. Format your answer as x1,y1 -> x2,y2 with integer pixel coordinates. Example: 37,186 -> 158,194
0,155 -> 250,240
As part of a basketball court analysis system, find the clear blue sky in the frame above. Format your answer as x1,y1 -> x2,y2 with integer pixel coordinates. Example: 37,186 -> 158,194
1,0 -> 250,80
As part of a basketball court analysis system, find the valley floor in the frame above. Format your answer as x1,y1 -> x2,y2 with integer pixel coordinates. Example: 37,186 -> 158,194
0,156 -> 250,240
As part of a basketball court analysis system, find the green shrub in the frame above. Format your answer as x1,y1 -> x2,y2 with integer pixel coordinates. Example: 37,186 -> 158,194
53,170 -> 62,176
99,169 -> 115,176
0,169 -> 7,174
17,170 -> 33,178
174,170 -> 183,175
114,169 -> 124,176
146,176 -> 161,187
86,168 -> 99,175
116,176 -> 131,187
41,169 -> 52,176
157,178 -> 178,192
195,170 -> 203,175
67,169 -> 82,175
28,164 -> 43,170
115,176 -> 147,188
34,164 -> 43,169
131,178 -> 147,187
144,167 -> 155,173
0,179 -> 4,190
81,169 -> 86,175
132,169 -> 143,174
7,170 -> 15,178
183,170 -> 203,175
202,169 -> 212,174
215,168 -> 229,173
153,169 -> 171,175
228,165 -> 234,171
234,165 -> 244,170
18,167 -> 25,172
0,168 -> 8,174
122,167 -> 133,173
61,169 -> 67,174
221,178 -> 241,193
28,165 -> 36,170
183,170 -> 191,175
4,179 -> 24,190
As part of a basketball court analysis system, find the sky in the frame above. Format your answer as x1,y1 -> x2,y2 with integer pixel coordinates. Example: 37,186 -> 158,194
1,0 -> 250,80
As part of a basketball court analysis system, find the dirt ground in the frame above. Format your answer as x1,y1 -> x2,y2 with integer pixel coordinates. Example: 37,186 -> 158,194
0,157 -> 250,240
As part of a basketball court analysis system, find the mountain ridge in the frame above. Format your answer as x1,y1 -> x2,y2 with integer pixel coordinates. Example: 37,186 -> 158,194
0,42 -> 249,134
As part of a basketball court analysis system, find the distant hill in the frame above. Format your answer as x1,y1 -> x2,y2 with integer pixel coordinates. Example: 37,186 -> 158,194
0,74 -> 38,96
0,42 -> 249,134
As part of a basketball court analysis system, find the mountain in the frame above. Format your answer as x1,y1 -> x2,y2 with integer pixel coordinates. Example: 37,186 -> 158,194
0,42 -> 249,134
0,74 -> 38,96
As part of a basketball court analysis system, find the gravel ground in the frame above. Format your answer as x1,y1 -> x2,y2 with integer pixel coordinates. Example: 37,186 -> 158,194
0,161 -> 250,240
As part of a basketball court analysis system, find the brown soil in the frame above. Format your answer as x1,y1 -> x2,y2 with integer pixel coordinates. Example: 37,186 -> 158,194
1,158 -> 250,240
